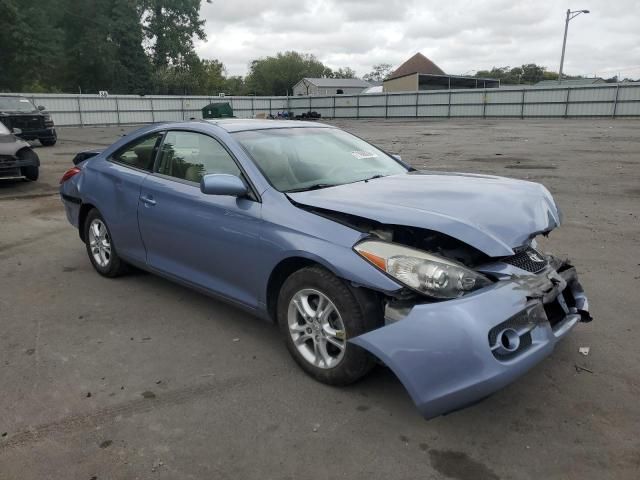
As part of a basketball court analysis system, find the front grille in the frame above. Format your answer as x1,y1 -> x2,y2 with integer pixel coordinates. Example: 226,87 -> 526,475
9,115 -> 43,131
502,247 -> 548,273
0,154 -> 15,164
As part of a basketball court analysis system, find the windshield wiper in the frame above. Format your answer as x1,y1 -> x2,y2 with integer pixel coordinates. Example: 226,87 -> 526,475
284,183 -> 338,193
286,175 -> 386,193
362,174 -> 385,182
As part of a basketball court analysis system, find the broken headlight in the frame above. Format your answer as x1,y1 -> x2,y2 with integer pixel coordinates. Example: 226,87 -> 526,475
354,240 -> 491,299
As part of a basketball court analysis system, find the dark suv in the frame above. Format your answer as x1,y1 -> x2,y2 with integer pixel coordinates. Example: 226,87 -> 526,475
0,96 -> 57,146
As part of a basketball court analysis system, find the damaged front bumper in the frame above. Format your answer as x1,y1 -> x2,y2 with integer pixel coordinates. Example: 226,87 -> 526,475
350,261 -> 590,419
0,154 -> 40,178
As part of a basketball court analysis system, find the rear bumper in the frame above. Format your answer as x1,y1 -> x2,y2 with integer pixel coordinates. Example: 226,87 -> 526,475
350,265 -> 590,419
60,193 -> 82,228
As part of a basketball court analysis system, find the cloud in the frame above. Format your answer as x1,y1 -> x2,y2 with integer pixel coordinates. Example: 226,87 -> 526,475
196,0 -> 640,79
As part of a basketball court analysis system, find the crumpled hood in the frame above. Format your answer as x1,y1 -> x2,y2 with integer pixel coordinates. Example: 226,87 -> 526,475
288,171 -> 561,257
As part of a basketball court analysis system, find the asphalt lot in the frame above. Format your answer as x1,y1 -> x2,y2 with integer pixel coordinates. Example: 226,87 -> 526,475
1,118 -> 639,480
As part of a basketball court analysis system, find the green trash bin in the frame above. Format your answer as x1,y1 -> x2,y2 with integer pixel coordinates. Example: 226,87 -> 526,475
201,102 -> 234,119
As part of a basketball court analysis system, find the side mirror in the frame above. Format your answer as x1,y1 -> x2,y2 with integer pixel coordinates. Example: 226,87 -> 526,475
391,153 -> 402,161
37,105 -> 46,111
12,127 -> 22,135
200,174 -> 248,197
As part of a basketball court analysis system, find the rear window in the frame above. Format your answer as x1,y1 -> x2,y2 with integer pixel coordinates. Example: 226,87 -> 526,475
111,133 -> 163,171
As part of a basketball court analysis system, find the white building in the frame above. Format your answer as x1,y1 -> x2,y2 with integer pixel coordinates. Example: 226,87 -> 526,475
292,78 -> 372,96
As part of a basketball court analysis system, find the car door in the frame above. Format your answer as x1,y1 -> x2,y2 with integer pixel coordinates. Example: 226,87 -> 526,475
92,132 -> 163,264
137,130 -> 264,309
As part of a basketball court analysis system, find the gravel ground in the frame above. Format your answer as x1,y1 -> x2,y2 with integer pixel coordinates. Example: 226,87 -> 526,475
1,119 -> 639,480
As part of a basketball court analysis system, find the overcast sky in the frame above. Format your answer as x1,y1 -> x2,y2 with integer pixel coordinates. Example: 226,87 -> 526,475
196,0 -> 640,79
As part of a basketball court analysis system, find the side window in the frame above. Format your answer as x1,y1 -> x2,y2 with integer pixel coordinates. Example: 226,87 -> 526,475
156,131 -> 240,183
112,133 -> 163,171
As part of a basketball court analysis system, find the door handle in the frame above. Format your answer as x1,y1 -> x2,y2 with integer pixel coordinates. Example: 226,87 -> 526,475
140,195 -> 156,206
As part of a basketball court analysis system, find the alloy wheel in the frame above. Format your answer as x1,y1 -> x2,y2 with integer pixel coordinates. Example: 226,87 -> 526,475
88,218 -> 111,268
287,288 -> 346,369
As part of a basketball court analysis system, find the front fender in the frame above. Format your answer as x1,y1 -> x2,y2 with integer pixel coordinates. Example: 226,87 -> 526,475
258,189 -> 403,306
272,245 -> 402,295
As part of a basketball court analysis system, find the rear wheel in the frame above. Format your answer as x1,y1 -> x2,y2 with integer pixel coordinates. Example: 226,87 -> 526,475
84,209 -> 128,277
277,266 -> 377,385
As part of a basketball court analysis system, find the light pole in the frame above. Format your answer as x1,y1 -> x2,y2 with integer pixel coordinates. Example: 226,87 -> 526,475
558,9 -> 590,82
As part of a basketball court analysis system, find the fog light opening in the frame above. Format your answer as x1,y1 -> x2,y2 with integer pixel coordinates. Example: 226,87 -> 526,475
498,329 -> 520,353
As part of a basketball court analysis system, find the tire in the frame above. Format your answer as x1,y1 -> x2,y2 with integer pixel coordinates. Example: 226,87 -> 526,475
83,209 -> 128,277
19,149 -> 40,181
22,165 -> 39,181
277,266 -> 377,385
40,132 -> 57,146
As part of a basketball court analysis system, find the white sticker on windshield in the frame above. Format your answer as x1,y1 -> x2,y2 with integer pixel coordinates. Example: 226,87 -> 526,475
351,150 -> 378,160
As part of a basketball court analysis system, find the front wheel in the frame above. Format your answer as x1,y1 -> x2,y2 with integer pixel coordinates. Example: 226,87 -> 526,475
19,149 -> 40,181
22,165 -> 39,181
277,266 -> 377,385
84,209 -> 128,277
40,132 -> 57,146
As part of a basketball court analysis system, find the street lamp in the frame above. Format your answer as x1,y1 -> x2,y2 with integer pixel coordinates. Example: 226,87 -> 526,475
558,9 -> 590,82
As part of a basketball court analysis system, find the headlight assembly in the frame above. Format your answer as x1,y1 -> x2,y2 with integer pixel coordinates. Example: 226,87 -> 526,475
354,240 -> 491,299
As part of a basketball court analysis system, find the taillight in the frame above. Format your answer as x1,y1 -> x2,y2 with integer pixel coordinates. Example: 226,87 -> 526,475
60,167 -> 81,184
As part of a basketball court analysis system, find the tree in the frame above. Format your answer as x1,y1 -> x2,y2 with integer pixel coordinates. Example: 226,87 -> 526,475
245,51 -> 332,95
1,2 -> 369,96
140,0 -> 206,67
152,53 -> 203,95
153,55 -> 242,96
363,63 -> 393,82
332,67 -> 357,79
199,59 -> 229,94
520,64 -> 546,84
223,76 -> 247,96
0,0 -> 65,91
475,67 -> 520,84
59,0 -> 119,93
475,64 -> 554,85
108,0 -> 153,94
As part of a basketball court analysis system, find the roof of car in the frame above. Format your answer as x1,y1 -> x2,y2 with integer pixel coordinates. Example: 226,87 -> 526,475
203,119 -> 332,132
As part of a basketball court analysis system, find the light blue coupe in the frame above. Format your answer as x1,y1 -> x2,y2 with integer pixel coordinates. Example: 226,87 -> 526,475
60,119 -> 591,418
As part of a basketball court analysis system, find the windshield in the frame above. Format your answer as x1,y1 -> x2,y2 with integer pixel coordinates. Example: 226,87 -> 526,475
234,127 -> 407,192
0,96 -> 37,112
